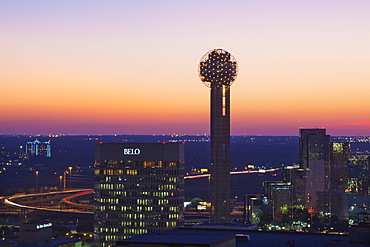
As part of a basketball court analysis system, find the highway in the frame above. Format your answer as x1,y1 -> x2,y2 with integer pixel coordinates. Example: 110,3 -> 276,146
2,167 -> 287,214
3,189 -> 93,214
184,167 -> 281,179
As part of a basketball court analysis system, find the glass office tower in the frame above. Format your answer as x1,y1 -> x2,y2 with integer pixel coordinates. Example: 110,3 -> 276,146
348,155 -> 370,195
94,143 -> 184,247
299,128 -> 330,212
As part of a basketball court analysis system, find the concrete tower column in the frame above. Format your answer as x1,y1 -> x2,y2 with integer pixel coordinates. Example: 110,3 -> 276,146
198,49 -> 238,223
210,83 -> 231,222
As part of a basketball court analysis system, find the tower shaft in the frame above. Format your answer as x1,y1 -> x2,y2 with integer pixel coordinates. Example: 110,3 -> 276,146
198,48 -> 237,223
210,84 -> 230,223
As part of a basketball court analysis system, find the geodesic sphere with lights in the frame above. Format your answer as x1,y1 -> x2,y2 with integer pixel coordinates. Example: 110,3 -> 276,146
198,48 -> 238,88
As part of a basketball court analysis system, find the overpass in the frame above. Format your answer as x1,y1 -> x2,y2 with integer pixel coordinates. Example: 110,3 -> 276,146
1,167 -> 285,215
2,189 -> 94,214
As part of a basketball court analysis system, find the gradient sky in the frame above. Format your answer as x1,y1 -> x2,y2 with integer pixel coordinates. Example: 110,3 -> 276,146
1,1 -> 370,136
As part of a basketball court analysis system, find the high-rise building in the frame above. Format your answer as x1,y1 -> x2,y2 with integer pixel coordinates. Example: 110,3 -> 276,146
330,142 -> 350,191
282,167 -> 306,208
243,194 -> 260,224
329,142 -> 350,224
198,49 -> 238,223
299,128 -> 330,213
94,143 -> 184,247
26,138 -> 51,157
348,155 -> 370,195
299,129 -> 350,230
263,181 -> 292,224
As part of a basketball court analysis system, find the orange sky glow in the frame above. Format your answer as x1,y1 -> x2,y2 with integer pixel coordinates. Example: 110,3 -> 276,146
1,1 -> 370,135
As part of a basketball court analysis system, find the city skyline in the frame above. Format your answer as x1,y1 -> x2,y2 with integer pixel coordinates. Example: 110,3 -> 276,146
1,1 -> 370,136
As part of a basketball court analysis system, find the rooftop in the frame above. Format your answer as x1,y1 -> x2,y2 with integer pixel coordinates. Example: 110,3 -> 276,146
117,229 -> 234,246
117,228 -> 367,247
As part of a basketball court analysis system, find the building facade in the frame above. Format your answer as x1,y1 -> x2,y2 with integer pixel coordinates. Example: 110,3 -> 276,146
330,142 -> 350,191
299,128 -> 330,213
26,138 -> 51,157
263,181 -> 292,224
329,142 -> 350,224
94,143 -> 184,247
348,155 -> 370,196
298,129 -> 350,230
19,221 -> 52,245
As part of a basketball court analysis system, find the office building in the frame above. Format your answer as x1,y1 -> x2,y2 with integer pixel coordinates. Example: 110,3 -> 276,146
299,129 -> 350,230
94,142 -> 184,247
198,48 -> 238,223
348,155 -> 370,196
330,142 -> 350,191
299,128 -> 330,214
263,181 -> 292,223
329,142 -> 349,224
18,221 -> 86,247
282,167 -> 306,207
26,138 -> 51,157
243,194 -> 261,225
19,221 -> 52,245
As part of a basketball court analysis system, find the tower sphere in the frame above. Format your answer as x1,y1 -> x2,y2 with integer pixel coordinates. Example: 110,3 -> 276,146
198,48 -> 238,88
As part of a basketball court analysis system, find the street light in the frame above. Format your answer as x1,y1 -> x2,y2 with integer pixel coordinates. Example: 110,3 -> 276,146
35,171 -> 39,194
68,167 -> 72,189
64,171 -> 67,191
59,175 -> 63,191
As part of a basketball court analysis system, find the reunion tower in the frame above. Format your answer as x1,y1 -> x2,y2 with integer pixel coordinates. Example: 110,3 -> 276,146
198,48 -> 238,223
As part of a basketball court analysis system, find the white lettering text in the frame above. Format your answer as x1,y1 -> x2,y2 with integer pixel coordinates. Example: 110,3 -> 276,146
123,148 -> 141,155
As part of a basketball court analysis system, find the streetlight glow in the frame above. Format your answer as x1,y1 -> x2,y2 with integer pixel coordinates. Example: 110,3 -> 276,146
35,171 -> 39,194
68,167 -> 72,189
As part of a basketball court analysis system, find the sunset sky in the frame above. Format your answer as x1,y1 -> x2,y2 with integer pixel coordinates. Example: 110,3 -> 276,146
1,1 -> 370,136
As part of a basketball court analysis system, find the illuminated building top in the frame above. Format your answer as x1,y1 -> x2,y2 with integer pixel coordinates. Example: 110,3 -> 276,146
198,48 -> 238,88
26,138 -> 51,157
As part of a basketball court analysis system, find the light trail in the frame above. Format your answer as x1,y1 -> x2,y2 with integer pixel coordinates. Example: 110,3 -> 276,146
61,190 -> 94,209
3,189 -> 93,214
184,168 -> 281,179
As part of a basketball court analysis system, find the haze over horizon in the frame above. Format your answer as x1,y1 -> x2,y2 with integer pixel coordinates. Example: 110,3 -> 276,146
1,1 -> 370,136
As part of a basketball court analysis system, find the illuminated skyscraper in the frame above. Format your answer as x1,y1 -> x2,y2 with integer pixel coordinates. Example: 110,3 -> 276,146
198,49 -> 238,223
94,143 -> 184,247
26,138 -> 51,157
299,129 -> 351,230
299,128 -> 330,213
263,181 -> 292,223
330,142 -> 350,191
328,142 -> 350,226
348,155 -> 370,195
